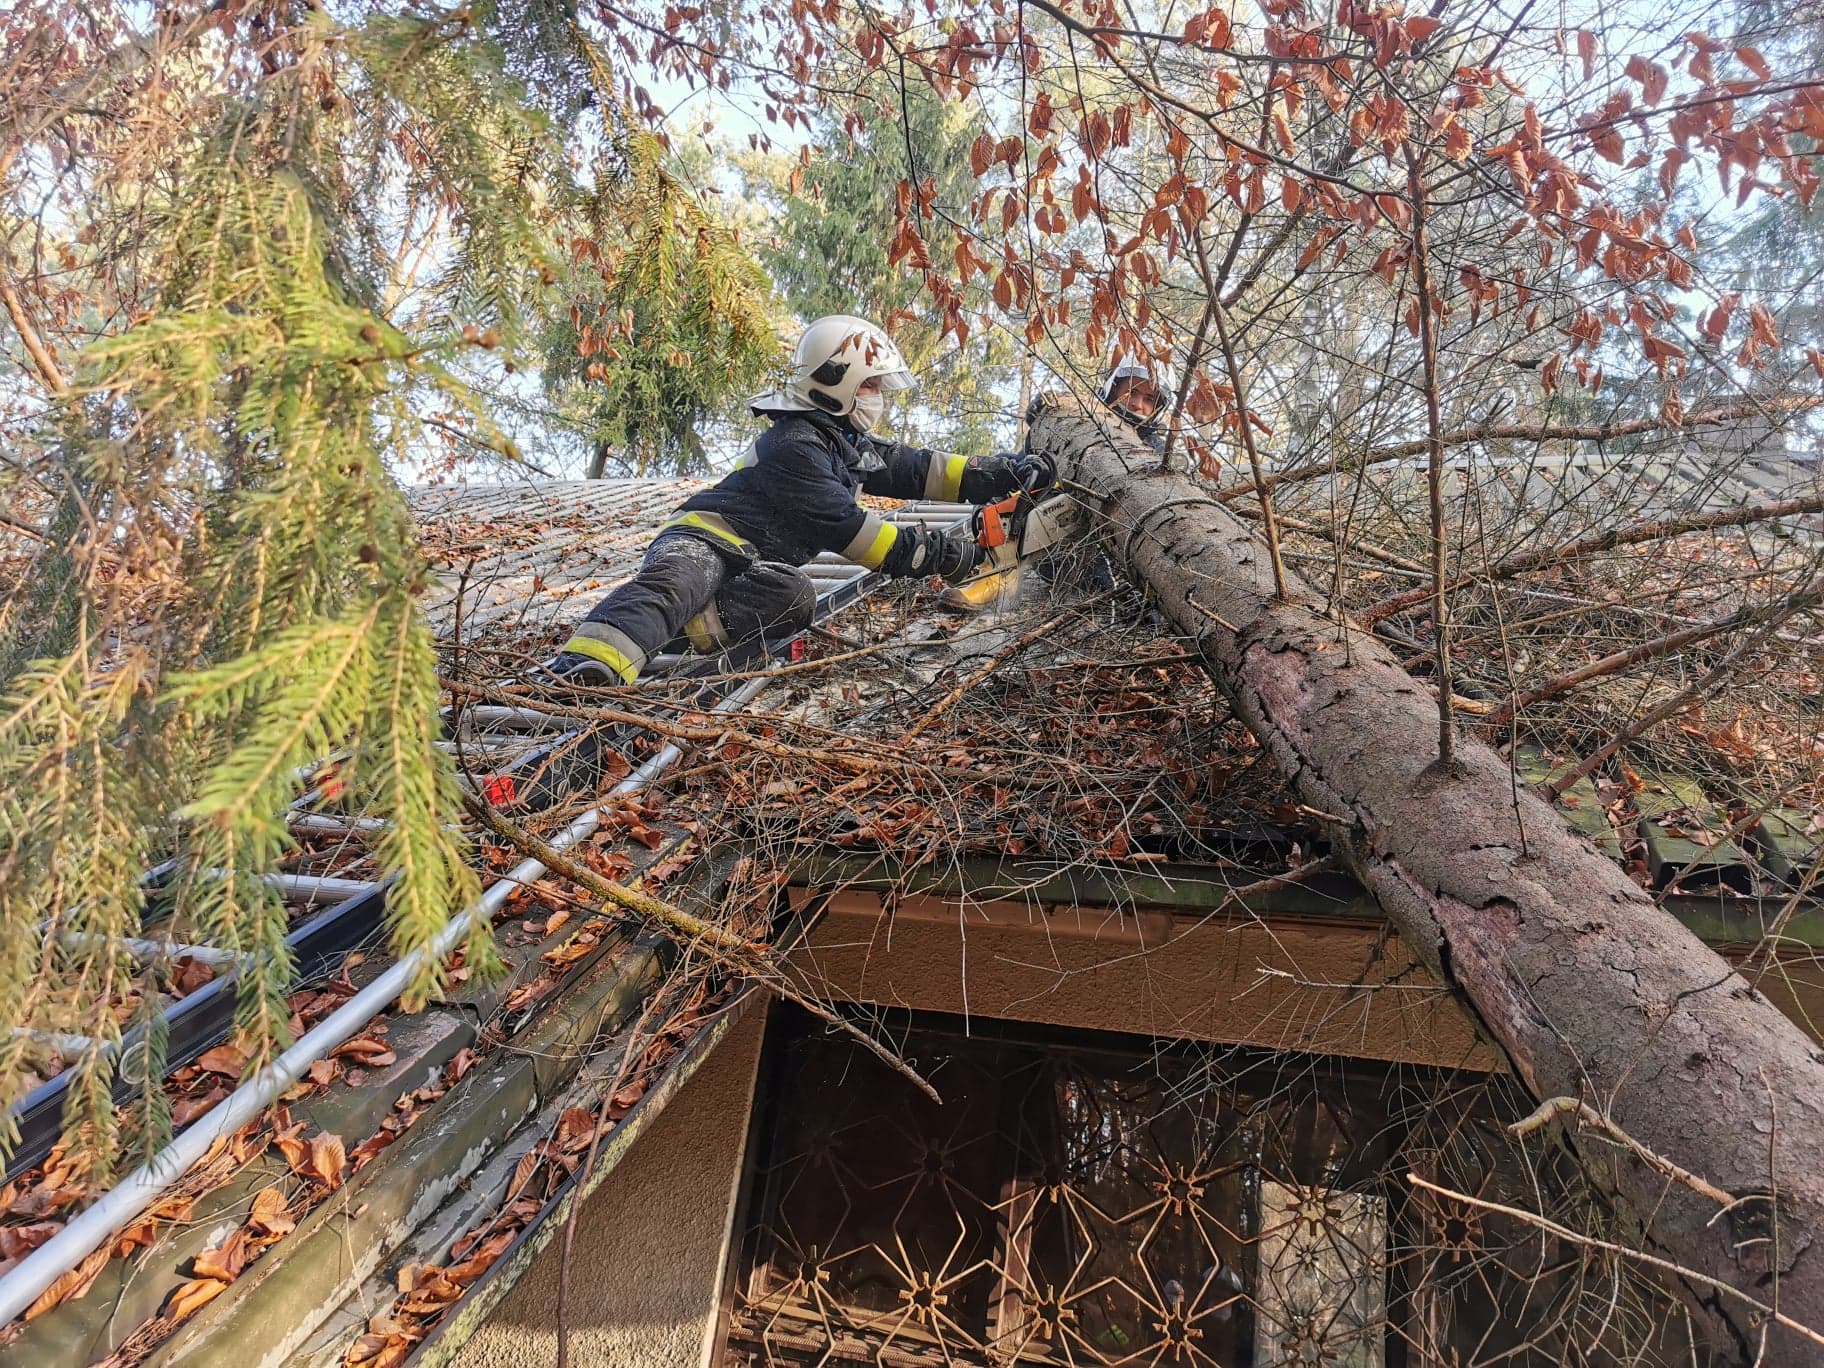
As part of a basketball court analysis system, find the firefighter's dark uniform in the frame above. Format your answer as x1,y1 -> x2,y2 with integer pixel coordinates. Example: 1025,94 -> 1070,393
561,410 -> 1020,681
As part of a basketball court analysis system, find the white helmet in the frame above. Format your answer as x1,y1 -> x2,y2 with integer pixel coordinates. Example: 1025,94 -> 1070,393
751,314 -> 915,422
1098,360 -> 1160,407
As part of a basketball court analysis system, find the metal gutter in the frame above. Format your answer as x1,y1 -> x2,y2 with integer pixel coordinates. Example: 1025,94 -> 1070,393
788,854 -> 1824,947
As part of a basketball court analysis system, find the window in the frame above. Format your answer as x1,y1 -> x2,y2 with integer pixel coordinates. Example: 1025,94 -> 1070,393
718,1009 -> 1720,1367
720,1012 -> 1397,1366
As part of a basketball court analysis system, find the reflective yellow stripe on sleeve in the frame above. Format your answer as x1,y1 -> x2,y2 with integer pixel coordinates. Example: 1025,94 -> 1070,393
841,512 -> 898,569
923,453 -> 968,501
940,454 -> 968,501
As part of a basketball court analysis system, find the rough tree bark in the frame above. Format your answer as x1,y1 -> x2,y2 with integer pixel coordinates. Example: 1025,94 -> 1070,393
1028,394 -> 1824,1362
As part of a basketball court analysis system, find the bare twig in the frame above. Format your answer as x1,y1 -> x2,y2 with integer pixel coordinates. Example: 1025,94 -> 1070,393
1212,302 -> 1289,601
1485,588 -> 1822,730
1221,399 -> 1822,505
465,795 -> 941,1101
900,598 -> 1106,743
1360,493 -> 1824,625
1510,1095 -> 1736,1207
1406,1174 -> 1824,1349
0,271 -> 67,395
1404,144 -> 1453,769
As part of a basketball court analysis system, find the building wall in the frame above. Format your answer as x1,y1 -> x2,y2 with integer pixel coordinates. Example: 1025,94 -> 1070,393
791,891 -> 1502,1070
452,1004 -> 766,1368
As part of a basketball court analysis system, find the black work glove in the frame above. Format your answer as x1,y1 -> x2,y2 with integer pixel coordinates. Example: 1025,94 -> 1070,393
880,525 -> 980,580
958,452 -> 1055,502
1017,450 -> 1057,490
934,531 -> 983,583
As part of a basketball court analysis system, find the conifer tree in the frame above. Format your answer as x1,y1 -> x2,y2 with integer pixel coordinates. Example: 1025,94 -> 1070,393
742,73 -> 1022,454
0,0 -> 776,1170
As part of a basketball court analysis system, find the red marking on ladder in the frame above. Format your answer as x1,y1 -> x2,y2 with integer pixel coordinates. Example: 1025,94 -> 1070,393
789,638 -> 808,663
482,774 -> 517,805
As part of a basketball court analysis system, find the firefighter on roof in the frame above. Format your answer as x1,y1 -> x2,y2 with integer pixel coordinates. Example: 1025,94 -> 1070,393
544,314 -> 1047,685
1099,361 -> 1168,453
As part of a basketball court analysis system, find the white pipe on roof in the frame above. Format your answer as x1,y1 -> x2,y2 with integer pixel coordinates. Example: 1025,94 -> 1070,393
0,676 -> 770,1328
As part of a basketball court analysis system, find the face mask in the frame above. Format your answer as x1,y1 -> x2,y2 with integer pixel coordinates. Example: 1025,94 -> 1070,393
849,390 -> 885,433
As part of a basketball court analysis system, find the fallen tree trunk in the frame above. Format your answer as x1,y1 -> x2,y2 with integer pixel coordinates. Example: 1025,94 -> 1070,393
1029,394 -> 1824,1362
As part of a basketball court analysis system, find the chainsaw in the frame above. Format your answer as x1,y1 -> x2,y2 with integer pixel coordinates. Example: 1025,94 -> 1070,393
941,456 -> 1085,610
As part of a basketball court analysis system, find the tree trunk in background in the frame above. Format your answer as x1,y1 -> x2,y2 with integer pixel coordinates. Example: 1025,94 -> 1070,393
1028,394 -> 1824,1363
586,440 -> 610,480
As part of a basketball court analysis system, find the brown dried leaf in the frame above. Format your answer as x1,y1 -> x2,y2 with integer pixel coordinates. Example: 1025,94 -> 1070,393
24,1247 -> 108,1319
173,956 -> 215,996
610,1078 -> 648,1112
248,1186 -> 295,1238
305,1134 -> 348,1189
346,1332 -> 414,1368
113,1221 -> 159,1257
445,1229 -> 514,1283
510,1148 -> 542,1196
147,1192 -> 195,1223
351,1128 -> 400,1167
171,1085 -> 229,1129
196,1044 -> 248,1078
555,1108 -> 598,1154
193,1228 -> 249,1282
308,1058 -> 339,1088
540,934 -> 597,970
334,1037 -> 397,1069
164,1276 -> 229,1321
366,1313 -> 410,1339
0,1223 -> 60,1260
9,1179 -> 85,1220
501,979 -> 551,1015
397,1265 -> 465,1315
273,1133 -> 308,1172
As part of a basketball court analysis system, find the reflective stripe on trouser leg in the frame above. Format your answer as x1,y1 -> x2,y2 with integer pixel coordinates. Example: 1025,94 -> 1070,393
573,534 -> 730,671
560,623 -> 643,683
682,599 -> 728,651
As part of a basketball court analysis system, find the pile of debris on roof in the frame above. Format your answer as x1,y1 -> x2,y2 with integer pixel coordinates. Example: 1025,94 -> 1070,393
3,464 -> 1820,1367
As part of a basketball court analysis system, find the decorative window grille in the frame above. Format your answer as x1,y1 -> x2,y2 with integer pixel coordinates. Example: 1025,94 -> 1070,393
718,1009 -> 1718,1367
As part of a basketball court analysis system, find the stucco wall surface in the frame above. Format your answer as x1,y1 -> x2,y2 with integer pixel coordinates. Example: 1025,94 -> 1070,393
452,1004 -> 765,1368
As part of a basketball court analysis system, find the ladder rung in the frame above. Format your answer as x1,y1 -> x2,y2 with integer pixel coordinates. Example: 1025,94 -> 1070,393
434,740 -> 528,762
11,1029 -> 99,1055
270,874 -> 378,905
887,511 -> 972,526
287,812 -> 390,837
184,870 -> 378,906
454,704 -> 565,733
60,932 -> 247,968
